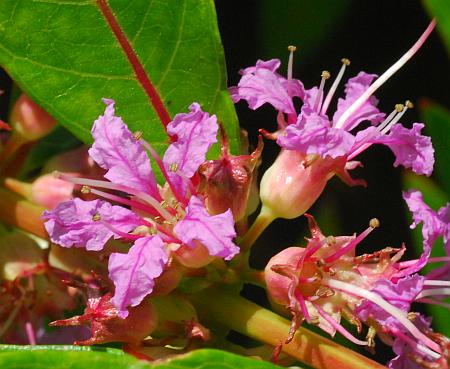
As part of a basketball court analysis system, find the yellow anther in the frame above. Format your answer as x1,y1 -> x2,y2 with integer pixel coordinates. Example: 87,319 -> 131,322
81,185 -> 91,194
369,218 -> 380,228
169,163 -> 178,172
160,200 -> 169,209
405,100 -> 414,109
326,235 -> 336,246
315,286 -> 335,298
92,213 -> 101,222
407,312 -> 418,321
395,103 -> 404,112
310,316 -> 320,325
341,58 -> 351,66
366,326 -> 377,348
321,70 -> 331,80
287,45 -> 297,52
52,170 -> 61,178
133,131 -> 143,140
149,227 -> 157,235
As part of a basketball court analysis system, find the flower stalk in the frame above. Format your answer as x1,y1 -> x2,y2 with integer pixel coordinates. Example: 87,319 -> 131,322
190,288 -> 386,369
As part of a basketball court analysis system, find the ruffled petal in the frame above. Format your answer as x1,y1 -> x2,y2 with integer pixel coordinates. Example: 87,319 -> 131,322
277,109 -> 355,158
89,99 -> 159,197
163,103 -> 218,195
174,196 -> 239,260
109,235 -> 168,318
356,275 -> 425,330
42,198 -> 142,251
332,72 -> 385,130
230,59 -> 304,115
399,190 -> 445,276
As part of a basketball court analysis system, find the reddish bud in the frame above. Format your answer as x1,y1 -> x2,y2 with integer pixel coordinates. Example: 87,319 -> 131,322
199,127 -> 262,221
10,94 -> 57,141
31,174 -> 74,209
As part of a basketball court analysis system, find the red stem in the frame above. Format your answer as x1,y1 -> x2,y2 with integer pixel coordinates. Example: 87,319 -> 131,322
96,0 -> 173,133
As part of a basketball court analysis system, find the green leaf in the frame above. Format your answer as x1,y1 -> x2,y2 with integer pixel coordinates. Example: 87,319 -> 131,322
0,0 -> 239,158
420,101 -> 450,193
0,346 -> 282,369
424,0 -> 450,54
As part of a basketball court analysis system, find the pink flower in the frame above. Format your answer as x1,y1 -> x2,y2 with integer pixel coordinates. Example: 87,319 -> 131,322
233,22 -> 436,225
43,100 -> 239,318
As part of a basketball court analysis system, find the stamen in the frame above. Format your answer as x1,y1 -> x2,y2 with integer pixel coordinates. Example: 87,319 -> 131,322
88,187 -> 160,217
92,213 -> 101,221
100,220 -> 142,241
133,130 -> 143,141
140,139 -> 187,205
324,218 -> 379,263
417,298 -> 450,309
287,45 -> 297,82
392,329 -> 441,360
81,185 -> 91,194
314,303 -> 369,346
424,280 -> 450,287
25,321 -> 36,345
324,278 -> 442,354
58,174 -> 172,220
416,288 -> 450,299
334,20 -> 436,129
398,256 -> 450,269
294,289 -> 312,323
379,102 -> 410,135
313,70 -> 330,112
322,58 -> 351,115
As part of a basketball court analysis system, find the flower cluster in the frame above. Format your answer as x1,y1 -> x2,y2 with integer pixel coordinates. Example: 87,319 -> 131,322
43,100 -> 243,319
265,190 -> 449,368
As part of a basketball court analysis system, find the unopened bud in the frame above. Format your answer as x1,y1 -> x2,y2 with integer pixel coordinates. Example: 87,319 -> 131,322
10,94 -> 57,141
259,150 -> 341,219
31,173 -> 74,209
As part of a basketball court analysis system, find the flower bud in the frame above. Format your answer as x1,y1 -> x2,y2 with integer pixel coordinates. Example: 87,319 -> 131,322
10,94 -> 57,141
198,128 -> 262,221
173,241 -> 214,268
259,150 -> 343,219
152,259 -> 184,296
31,173 -> 74,209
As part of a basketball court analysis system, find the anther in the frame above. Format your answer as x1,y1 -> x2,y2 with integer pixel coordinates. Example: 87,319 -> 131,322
366,326 -> 377,348
369,218 -> 380,228
326,236 -> 336,246
92,213 -> 101,222
310,316 -> 320,325
161,200 -> 169,209
169,163 -> 178,172
81,185 -> 91,194
149,227 -> 157,235
407,312 -> 419,321
395,103 -> 404,112
341,58 -> 351,66
321,70 -> 331,80
405,100 -> 414,109
287,45 -> 297,52
315,286 -> 335,298
133,131 -> 143,140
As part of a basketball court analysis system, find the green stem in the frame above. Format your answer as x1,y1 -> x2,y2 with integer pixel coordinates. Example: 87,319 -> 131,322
239,207 -> 275,251
190,289 -> 386,369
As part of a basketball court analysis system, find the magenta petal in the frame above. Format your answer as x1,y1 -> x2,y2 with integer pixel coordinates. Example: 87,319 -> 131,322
332,72 -> 385,130
89,99 -> 159,197
174,196 -> 239,260
109,235 -> 168,318
230,59 -> 304,115
163,103 -> 218,195
42,198 -> 142,251
277,109 -> 355,158
356,275 -> 424,330
381,123 -> 434,176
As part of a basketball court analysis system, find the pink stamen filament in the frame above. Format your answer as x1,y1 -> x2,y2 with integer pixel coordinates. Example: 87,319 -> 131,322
391,328 -> 441,361
140,140 -> 188,205
100,221 -> 143,241
324,226 -> 375,264
321,59 -> 350,115
335,20 -> 436,130
416,288 -> 450,299
323,278 -> 441,354
347,104 -> 409,160
58,174 -> 173,220
314,303 -> 369,346
313,72 -> 329,113
88,188 -> 159,217
304,238 -> 329,260
25,321 -> 36,345
294,289 -> 312,323
417,298 -> 450,309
